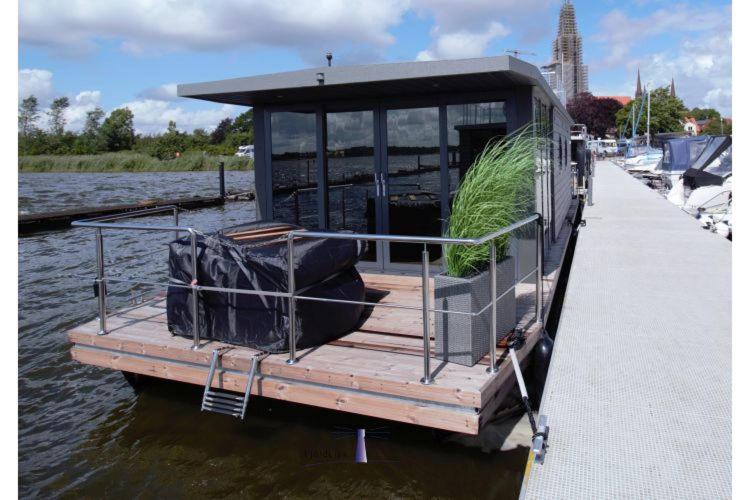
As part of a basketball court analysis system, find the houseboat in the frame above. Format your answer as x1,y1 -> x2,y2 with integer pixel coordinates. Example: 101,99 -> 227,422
67,56 -> 580,437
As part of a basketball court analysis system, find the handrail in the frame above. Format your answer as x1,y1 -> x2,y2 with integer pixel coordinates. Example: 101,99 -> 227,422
288,213 -> 540,246
75,206 -> 544,383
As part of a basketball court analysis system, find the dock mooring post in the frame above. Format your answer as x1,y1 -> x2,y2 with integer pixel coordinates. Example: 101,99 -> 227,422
95,228 -> 107,335
219,161 -> 226,198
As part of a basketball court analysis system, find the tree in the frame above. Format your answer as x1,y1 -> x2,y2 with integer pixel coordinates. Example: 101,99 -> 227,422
689,107 -> 720,121
19,95 -> 40,136
210,117 -> 232,144
700,118 -> 732,136
615,86 -> 687,136
231,109 -> 254,134
47,97 -> 70,135
83,107 -> 105,137
100,108 -> 135,151
566,92 -> 623,138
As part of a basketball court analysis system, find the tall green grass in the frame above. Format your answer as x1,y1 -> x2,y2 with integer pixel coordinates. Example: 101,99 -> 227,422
18,151 -> 253,173
444,125 -> 538,278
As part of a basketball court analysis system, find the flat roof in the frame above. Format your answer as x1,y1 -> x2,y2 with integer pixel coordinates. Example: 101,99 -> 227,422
178,55 -> 569,113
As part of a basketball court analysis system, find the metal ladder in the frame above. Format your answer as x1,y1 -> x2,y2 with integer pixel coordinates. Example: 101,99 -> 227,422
201,348 -> 263,419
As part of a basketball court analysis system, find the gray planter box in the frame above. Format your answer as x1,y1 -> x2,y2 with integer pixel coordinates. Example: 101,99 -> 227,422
434,256 -> 516,366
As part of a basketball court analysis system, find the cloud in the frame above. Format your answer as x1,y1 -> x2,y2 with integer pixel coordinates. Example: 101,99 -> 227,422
19,0 -> 410,62
137,83 -> 179,101
416,22 -> 510,61
635,32 -> 732,116
116,99 -> 239,135
19,69 -> 54,104
593,4 -> 730,67
412,0 -> 556,61
19,68 -> 238,133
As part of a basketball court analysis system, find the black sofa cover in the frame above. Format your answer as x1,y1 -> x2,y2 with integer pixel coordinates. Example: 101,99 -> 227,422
167,221 -> 365,353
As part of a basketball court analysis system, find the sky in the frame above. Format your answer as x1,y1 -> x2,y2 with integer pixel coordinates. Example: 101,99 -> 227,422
18,0 -> 732,135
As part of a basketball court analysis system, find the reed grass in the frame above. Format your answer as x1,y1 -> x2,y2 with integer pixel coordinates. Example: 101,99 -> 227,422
444,125 -> 538,277
18,151 -> 253,173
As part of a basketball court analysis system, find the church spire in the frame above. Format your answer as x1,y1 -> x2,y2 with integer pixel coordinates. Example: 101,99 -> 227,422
635,68 -> 643,98
670,77 -> 676,97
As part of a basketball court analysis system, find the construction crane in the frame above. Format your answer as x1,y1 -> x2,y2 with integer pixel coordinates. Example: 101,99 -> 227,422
505,49 -> 537,59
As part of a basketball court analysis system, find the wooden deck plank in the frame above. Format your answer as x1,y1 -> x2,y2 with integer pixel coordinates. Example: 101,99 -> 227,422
71,346 -> 478,434
68,202 -> 578,434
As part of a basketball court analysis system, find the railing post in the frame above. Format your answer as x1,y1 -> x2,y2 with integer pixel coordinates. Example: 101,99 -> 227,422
420,244 -> 433,385
536,217 -> 543,324
95,228 -> 107,335
173,207 -> 179,241
190,230 -> 201,350
487,244 -> 498,373
287,232 -> 297,365
219,161 -> 226,198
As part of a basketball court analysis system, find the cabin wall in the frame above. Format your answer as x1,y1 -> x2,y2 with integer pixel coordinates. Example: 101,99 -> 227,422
551,105 -> 573,240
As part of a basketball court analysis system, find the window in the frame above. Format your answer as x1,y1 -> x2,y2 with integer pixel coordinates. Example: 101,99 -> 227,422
270,111 -> 318,228
447,101 -> 506,194
325,110 -> 376,235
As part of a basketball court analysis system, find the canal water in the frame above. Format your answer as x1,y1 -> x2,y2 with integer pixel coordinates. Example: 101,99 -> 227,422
18,171 -> 528,499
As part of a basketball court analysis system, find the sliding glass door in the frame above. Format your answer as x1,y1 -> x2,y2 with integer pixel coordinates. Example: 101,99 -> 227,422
383,106 -> 442,266
325,110 -> 379,262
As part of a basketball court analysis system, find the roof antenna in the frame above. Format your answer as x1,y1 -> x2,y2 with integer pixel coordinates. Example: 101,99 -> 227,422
326,52 -> 333,67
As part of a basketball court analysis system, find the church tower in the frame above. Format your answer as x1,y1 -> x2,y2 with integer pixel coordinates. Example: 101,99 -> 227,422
550,1 -> 588,98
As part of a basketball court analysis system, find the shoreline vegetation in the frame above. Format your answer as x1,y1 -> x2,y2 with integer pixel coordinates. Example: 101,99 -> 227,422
18,152 -> 253,173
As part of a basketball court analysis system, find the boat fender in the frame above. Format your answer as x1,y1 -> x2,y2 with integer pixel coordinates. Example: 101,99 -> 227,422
531,329 -> 554,403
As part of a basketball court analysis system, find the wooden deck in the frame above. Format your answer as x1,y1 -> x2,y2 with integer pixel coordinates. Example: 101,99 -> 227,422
68,205 -> 577,434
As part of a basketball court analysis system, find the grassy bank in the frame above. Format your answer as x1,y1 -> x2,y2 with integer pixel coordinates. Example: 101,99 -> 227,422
18,152 -> 253,173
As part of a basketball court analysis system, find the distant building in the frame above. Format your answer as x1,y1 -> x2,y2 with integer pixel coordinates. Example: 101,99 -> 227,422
599,96 -> 632,107
546,0 -> 588,101
683,117 -> 699,136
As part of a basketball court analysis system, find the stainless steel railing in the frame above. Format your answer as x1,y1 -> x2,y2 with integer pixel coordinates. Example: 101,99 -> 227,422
73,208 -> 544,384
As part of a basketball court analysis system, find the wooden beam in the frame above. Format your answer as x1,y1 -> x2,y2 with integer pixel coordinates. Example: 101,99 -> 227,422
71,346 -> 479,434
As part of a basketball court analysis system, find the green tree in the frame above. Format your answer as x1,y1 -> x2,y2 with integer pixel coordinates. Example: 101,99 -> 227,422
231,109 -> 254,134
147,120 -> 190,159
616,86 -> 688,136
47,96 -> 70,135
190,128 -> 211,149
83,107 -> 105,136
689,107 -> 721,121
80,106 -> 106,152
100,108 -> 135,151
701,118 -> 732,136
19,95 -> 40,136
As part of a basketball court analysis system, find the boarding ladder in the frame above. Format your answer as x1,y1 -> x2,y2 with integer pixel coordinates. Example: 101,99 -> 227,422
201,348 -> 266,419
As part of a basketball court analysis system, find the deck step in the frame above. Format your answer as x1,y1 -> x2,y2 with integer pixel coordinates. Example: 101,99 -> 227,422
200,348 -> 261,419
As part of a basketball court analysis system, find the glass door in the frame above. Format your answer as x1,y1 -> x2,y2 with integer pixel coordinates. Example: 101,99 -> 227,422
325,110 -> 382,264
383,107 -> 442,267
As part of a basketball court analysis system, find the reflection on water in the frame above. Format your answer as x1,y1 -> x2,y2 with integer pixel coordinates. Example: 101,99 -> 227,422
18,171 -> 527,498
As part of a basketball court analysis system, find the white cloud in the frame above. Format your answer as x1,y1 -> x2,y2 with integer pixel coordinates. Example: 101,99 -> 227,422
19,68 -> 238,133
137,83 -> 179,101
64,91 -> 103,131
19,69 -> 54,104
19,0 -> 410,62
412,0 -> 555,61
116,99 -> 239,135
593,4 -> 730,67
417,22 -> 510,61
634,33 -> 732,116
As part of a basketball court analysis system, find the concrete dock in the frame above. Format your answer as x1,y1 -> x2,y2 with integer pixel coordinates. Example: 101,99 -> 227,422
524,160 -> 731,499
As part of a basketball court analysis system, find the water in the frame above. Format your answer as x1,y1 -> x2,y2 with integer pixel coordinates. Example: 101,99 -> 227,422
18,171 -> 528,499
